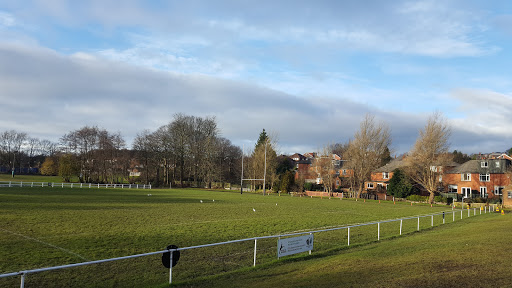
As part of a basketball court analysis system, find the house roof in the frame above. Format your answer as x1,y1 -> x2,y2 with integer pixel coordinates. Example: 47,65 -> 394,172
447,159 -> 511,174
373,159 -> 406,173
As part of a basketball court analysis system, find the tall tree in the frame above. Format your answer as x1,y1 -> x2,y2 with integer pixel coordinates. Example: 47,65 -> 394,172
346,114 -> 391,198
250,129 -> 278,194
387,169 -> 413,198
406,112 -> 451,204
170,114 -> 193,187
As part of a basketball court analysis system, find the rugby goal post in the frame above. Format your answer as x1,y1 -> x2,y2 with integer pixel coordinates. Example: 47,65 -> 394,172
240,143 -> 267,195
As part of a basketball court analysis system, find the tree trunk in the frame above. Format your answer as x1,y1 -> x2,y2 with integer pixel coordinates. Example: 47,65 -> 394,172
428,191 -> 435,204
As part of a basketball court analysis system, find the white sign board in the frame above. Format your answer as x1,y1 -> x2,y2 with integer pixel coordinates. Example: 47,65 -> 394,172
277,234 -> 314,258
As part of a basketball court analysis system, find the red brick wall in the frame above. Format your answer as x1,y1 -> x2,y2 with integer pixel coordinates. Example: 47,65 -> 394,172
443,173 -> 511,197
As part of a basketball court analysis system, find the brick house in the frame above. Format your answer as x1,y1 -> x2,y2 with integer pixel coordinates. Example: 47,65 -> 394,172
365,159 -> 406,194
503,184 -> 512,208
443,159 -> 512,199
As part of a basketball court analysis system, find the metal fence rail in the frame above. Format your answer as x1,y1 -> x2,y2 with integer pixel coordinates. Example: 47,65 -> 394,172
0,181 -> 151,189
0,205 -> 498,287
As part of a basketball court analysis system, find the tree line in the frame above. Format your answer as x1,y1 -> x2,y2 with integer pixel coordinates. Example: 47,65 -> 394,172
0,112 -> 499,200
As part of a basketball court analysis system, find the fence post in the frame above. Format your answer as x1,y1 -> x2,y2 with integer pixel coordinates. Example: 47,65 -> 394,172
431,215 -> 433,227
468,208 -> 470,217
253,239 -> 257,266
453,211 -> 455,222
443,212 -> 445,224
474,208 -> 476,216
9,181 -> 11,187
400,219 -> 402,235
461,210 -> 463,219
20,273 -> 25,288
348,227 -> 350,246
169,250 -> 173,284
378,222 -> 380,241
309,233 -> 312,255
417,217 -> 419,231
277,237 -> 281,259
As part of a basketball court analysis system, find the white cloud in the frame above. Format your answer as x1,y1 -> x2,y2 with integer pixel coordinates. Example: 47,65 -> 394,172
0,11 -> 15,27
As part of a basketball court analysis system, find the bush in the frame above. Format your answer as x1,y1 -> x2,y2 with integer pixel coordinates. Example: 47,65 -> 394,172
472,197 -> 486,203
304,182 -> 313,191
434,195 -> 447,203
407,195 -> 428,202
489,197 -> 502,204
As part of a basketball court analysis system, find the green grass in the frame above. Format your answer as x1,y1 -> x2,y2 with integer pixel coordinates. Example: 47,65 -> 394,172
0,187 -> 489,287
175,213 -> 510,288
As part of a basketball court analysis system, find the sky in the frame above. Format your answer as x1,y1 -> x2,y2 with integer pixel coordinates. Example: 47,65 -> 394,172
1,0 -> 512,155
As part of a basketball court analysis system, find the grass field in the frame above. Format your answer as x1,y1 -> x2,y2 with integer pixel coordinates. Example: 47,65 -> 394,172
0,186 -> 496,287
176,213 -> 510,288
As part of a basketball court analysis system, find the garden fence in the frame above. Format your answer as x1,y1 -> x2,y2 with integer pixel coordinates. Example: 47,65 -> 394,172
0,205 -> 499,287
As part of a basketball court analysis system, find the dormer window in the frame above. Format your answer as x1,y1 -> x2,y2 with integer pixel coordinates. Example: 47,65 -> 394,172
481,161 -> 488,168
496,162 -> 500,168
383,172 -> 389,179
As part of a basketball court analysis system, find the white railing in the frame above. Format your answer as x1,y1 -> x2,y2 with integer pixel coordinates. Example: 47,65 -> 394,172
0,206 -> 498,287
0,181 -> 151,189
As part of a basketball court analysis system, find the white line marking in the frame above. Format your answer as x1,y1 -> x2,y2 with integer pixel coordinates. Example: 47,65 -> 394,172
0,228 -> 89,261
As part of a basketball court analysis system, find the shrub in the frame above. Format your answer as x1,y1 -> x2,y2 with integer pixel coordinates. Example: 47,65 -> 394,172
489,197 -> 502,204
434,195 -> 447,203
407,195 -> 428,202
472,197 -> 486,203
304,182 -> 313,191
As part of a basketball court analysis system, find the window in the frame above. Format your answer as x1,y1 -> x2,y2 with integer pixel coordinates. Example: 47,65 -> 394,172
439,175 -> 443,182
494,186 -> 504,196
382,172 -> 389,179
461,173 -> 471,181
479,174 -> 490,182
448,185 -> 457,193
496,162 -> 500,168
430,166 -> 438,172
342,169 -> 347,175
480,187 -> 487,198
367,183 -> 374,189
508,191 -> 512,199
461,187 -> 472,198
481,161 -> 488,168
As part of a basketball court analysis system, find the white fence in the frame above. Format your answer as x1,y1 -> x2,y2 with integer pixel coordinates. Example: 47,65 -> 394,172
0,181 -> 151,189
0,205 -> 498,287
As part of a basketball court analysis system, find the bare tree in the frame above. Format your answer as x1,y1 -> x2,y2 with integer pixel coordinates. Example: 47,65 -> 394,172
133,129 -> 155,185
406,112 -> 451,204
346,114 -> 391,198
313,146 -> 336,193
